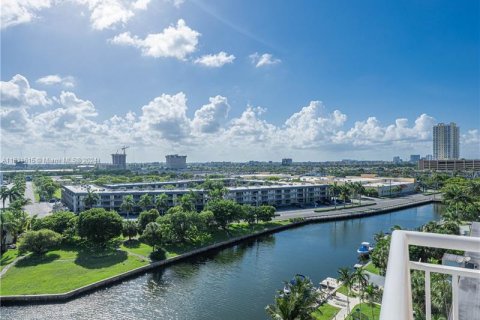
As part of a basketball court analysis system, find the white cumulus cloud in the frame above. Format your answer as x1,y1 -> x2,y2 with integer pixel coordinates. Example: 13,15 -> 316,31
1,0 -> 52,29
2,74 -> 479,160
194,52 -> 235,67
192,96 -> 230,133
36,75 -> 75,88
110,19 -> 200,60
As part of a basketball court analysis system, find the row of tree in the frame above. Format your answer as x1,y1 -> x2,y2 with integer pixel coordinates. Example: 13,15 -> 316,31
16,199 -> 276,256
33,175 -> 60,201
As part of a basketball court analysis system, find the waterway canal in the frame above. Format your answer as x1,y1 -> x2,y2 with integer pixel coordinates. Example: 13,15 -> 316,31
1,203 -> 443,320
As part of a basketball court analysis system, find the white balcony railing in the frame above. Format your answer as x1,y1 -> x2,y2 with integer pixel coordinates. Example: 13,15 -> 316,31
380,230 -> 480,320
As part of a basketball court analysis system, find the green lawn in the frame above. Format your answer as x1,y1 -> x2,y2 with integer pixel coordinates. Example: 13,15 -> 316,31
346,303 -> 381,320
336,284 -> 357,297
0,220 -> 293,296
312,303 -> 341,320
0,247 -> 148,295
363,262 -> 380,275
0,249 -> 19,271
314,202 -> 375,213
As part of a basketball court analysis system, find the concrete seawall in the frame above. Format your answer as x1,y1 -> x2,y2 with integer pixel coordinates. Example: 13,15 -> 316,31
0,198 -> 441,305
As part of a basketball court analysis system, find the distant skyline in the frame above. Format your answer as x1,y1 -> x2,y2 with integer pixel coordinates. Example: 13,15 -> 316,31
1,0 -> 479,162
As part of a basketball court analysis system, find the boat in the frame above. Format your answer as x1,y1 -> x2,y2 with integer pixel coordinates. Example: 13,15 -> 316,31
357,242 -> 373,255
283,274 -> 306,294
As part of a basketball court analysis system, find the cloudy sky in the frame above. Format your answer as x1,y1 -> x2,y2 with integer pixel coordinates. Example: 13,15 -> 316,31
1,0 -> 479,163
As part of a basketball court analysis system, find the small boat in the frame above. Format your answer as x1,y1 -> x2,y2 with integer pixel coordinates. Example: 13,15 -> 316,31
357,242 -> 373,255
283,274 -> 306,294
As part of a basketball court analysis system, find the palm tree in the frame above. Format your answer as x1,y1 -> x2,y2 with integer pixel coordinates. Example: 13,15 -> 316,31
338,267 -> 354,313
8,197 -> 32,211
265,275 -> 320,320
7,186 -> 22,205
138,194 -> 152,211
339,185 -> 351,208
364,284 -> 378,320
443,185 -> 472,215
1,186 -> 9,210
354,182 -> 366,205
330,182 -> 340,209
83,189 -> 100,209
180,193 -> 196,212
154,194 -> 169,215
353,267 -> 370,304
120,195 -> 135,219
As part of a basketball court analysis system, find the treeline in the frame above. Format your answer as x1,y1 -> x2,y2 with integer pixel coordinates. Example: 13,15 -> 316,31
34,175 -> 60,201
18,200 -> 276,259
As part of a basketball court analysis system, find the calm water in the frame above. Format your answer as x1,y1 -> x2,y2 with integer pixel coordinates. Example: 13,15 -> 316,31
1,204 -> 443,320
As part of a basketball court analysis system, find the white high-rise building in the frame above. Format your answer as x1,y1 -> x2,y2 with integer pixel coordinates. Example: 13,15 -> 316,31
433,123 -> 459,160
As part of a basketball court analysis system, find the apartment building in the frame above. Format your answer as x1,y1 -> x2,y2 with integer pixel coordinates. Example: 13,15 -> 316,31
62,182 -> 329,213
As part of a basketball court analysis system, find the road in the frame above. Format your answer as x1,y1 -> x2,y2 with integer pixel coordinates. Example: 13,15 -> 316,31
274,193 -> 440,221
23,182 -> 53,217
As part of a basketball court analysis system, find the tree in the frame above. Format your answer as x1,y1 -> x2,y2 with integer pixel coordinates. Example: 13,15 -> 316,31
243,205 -> 257,225
206,199 -> 244,231
154,194 -> 169,214
442,185 -> 472,216
8,197 -> 32,211
120,195 -> 135,219
330,182 -> 340,209
364,284 -> 379,320
18,229 -> 62,254
77,208 -> 123,245
6,186 -> 22,206
122,220 -> 138,241
138,194 -> 153,211
338,185 -> 351,208
32,211 -> 77,234
338,267 -> 354,312
138,209 -> 160,232
1,186 -> 9,210
83,189 -> 99,209
353,267 -> 370,304
257,205 -> 276,223
179,193 -> 196,212
140,222 -> 163,251
265,275 -> 320,320
198,210 -> 216,231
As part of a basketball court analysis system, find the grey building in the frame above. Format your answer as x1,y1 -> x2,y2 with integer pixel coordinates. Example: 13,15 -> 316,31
433,123 -> 460,160
282,158 -> 293,166
166,154 -> 187,169
62,182 -> 329,214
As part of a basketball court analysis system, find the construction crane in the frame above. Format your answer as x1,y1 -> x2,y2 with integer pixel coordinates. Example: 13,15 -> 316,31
121,146 -> 130,154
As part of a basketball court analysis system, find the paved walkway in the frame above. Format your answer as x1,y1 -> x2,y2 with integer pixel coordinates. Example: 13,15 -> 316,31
275,193 -> 439,221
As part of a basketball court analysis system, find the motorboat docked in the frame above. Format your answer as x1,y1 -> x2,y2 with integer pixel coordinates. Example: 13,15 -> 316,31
357,242 -> 373,255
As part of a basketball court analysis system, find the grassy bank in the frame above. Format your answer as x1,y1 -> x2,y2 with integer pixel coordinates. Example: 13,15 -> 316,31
0,220 -> 291,296
313,303 -> 341,319
0,249 -> 19,271
0,247 -> 148,295
314,202 -> 376,213
363,262 -> 381,275
346,303 -> 381,319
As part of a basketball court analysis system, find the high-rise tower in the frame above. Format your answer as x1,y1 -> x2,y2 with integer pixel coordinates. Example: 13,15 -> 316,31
433,123 -> 459,160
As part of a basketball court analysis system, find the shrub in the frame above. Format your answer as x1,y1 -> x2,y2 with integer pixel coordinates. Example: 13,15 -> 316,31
18,229 -> 62,254
32,211 -> 77,234
150,249 -> 166,261
77,208 -> 123,245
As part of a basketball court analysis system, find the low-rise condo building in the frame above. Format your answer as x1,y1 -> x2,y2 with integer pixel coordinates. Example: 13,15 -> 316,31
62,180 -> 329,213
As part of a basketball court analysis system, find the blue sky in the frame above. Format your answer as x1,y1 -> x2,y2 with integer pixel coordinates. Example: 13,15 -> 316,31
1,0 -> 479,162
